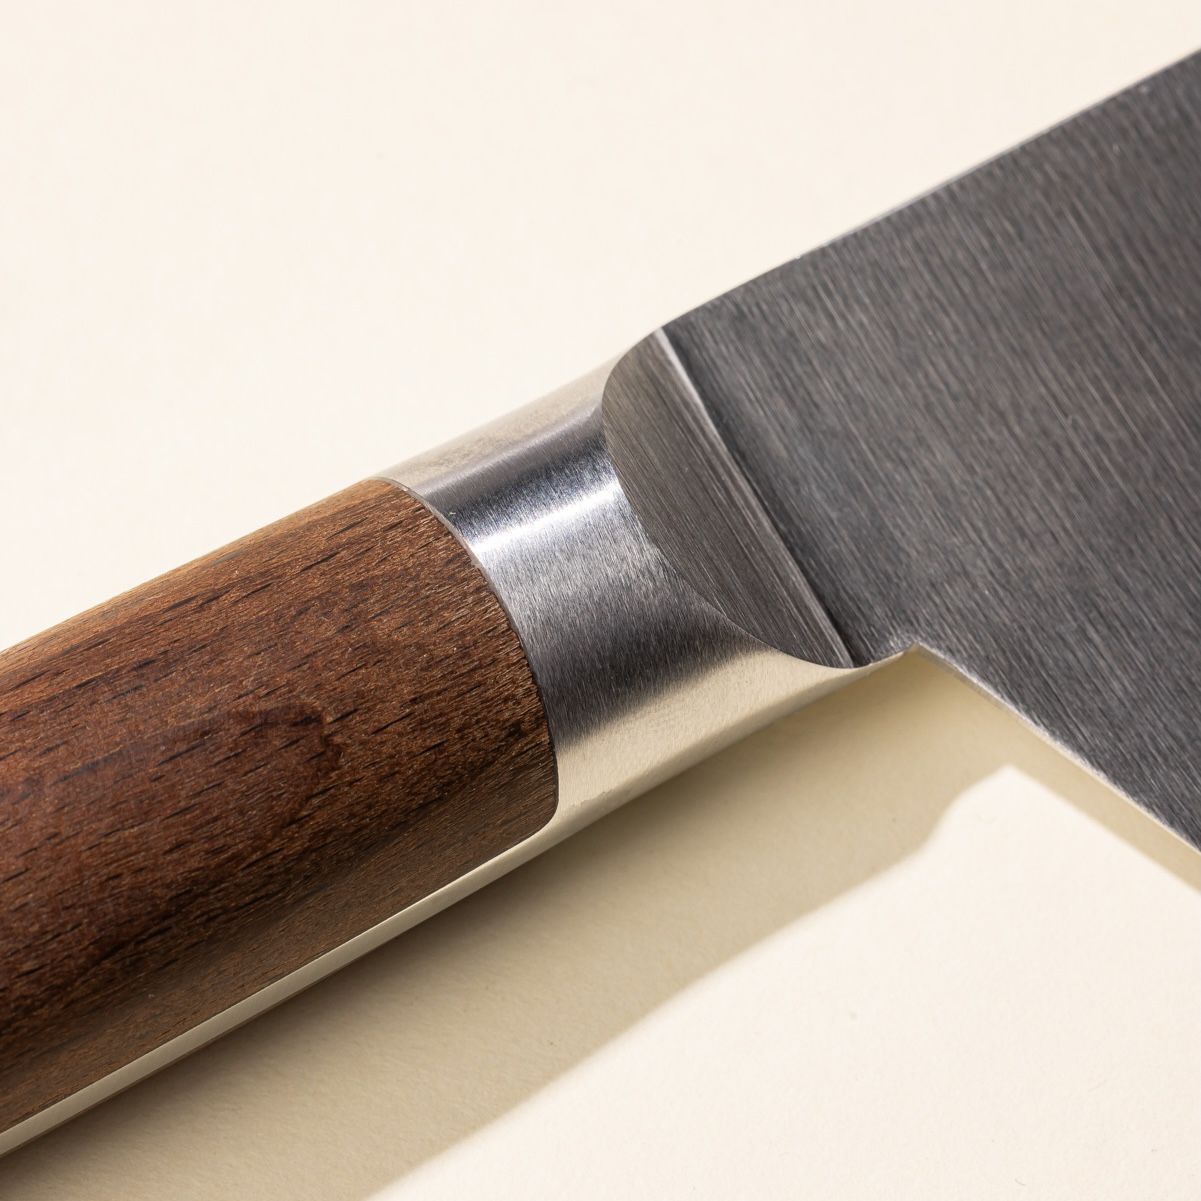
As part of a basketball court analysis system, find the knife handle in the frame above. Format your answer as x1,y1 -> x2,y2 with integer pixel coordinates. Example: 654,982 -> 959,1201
0,478 -> 556,1133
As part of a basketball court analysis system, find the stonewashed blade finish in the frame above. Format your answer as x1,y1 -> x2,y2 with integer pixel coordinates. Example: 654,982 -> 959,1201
609,54 -> 1201,844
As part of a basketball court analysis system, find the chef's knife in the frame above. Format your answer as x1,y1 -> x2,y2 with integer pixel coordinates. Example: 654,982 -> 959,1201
2,51 -> 1198,1151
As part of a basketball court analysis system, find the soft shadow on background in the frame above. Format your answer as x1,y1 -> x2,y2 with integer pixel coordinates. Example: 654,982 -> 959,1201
1,655 -> 1195,1200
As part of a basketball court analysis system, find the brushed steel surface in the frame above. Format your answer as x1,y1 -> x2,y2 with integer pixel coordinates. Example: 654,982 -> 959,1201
607,53 -> 1201,844
386,366 -> 859,822
604,331 -> 853,665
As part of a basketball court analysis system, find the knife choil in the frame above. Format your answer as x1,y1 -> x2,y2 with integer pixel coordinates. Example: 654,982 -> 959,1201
1,52 -> 1198,1152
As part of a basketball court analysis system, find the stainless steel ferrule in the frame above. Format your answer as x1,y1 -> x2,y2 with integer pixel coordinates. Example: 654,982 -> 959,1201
383,360 -> 858,844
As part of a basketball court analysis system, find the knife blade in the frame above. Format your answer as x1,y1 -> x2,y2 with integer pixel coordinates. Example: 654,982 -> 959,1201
609,49 -> 1201,844
1,51 -> 1197,1152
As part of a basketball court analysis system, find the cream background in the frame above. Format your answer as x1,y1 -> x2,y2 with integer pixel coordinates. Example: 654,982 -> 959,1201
0,3 -> 1198,1197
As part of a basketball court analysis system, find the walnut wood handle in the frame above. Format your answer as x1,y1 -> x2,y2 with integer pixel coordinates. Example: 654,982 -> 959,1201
0,479 -> 557,1132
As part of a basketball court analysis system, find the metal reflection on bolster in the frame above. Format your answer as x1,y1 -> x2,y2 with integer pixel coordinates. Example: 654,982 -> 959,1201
382,362 -> 859,834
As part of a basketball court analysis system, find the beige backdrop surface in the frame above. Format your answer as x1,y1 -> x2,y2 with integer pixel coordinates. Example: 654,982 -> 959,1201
0,3 -> 1198,1198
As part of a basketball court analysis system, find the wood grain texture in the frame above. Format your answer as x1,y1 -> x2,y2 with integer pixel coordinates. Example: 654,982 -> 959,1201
0,479 -> 556,1130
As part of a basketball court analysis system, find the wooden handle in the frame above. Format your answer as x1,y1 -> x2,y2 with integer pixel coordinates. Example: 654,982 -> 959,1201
0,479 -> 556,1131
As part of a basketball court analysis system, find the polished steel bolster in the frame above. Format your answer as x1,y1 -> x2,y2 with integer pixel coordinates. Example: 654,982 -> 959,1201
385,360 -> 861,837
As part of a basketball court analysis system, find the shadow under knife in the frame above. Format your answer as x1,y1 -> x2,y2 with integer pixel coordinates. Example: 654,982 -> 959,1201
0,653 -> 1194,1201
